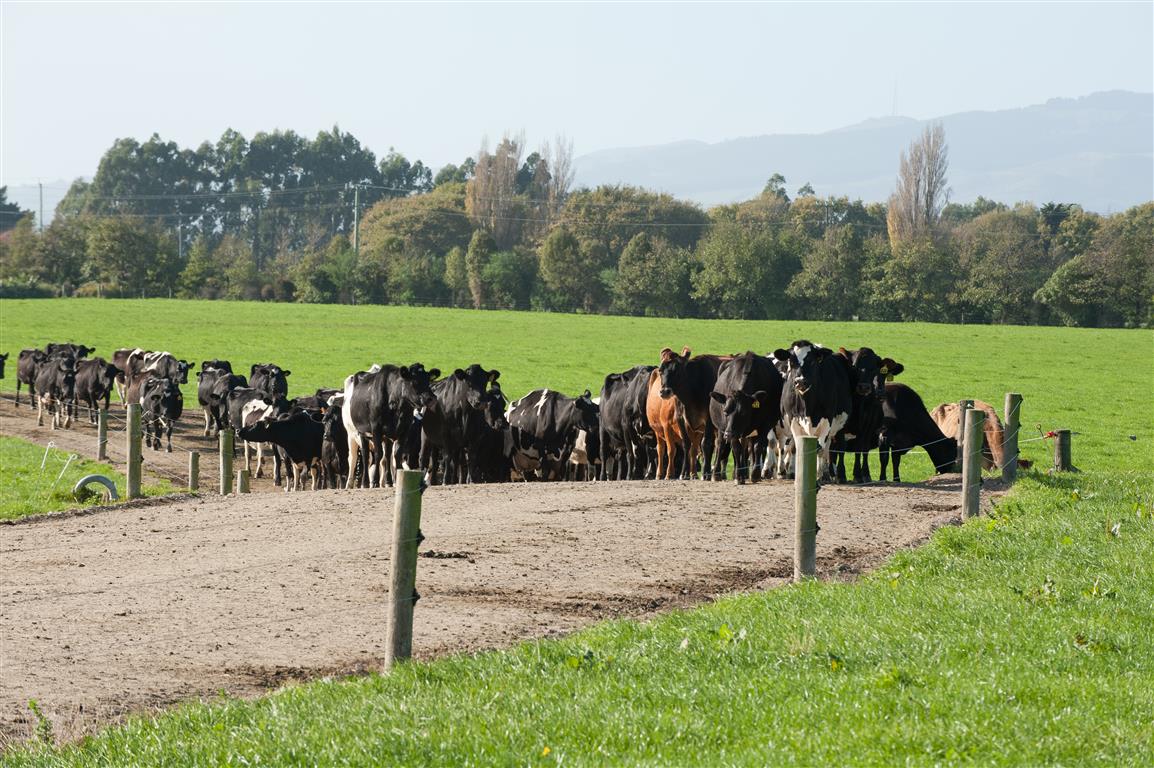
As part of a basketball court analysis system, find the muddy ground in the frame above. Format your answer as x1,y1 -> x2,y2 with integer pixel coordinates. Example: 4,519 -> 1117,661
0,396 -> 987,745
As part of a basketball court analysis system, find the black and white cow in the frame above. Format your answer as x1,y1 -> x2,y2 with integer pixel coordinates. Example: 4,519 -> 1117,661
708,351 -> 784,484
15,349 -> 48,407
506,389 -> 599,481
207,373 -> 248,435
34,357 -> 77,429
878,382 -> 958,482
74,358 -> 120,423
773,341 -> 852,481
342,363 -> 439,488
226,386 -> 290,481
835,348 -> 904,483
196,361 -> 234,436
141,376 -> 183,452
598,365 -> 655,481
238,409 -> 325,491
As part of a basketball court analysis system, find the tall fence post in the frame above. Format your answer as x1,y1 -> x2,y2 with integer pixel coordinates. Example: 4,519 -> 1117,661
1054,429 -> 1073,472
954,399 -> 974,472
96,408 -> 109,461
793,435 -> 818,582
961,407 -> 986,519
188,451 -> 199,492
219,430 -> 234,495
1002,393 -> 1022,484
125,403 -> 142,499
236,469 -> 250,494
385,469 -> 424,670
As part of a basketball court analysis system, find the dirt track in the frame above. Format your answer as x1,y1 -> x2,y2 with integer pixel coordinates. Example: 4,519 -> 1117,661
0,396 -> 985,745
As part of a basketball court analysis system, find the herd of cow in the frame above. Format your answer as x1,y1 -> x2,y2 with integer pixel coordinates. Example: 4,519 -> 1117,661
2,340 -> 1019,492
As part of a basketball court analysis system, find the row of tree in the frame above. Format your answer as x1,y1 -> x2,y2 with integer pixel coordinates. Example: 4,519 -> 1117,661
1,126 -> 1150,328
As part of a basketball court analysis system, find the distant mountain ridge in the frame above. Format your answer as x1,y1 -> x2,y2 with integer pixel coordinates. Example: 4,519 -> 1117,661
572,91 -> 1154,213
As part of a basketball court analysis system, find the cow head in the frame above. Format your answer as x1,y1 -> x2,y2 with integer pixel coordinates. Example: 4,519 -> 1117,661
710,389 -> 769,442
403,363 -> 440,407
57,361 -> 77,400
772,341 -> 828,396
453,365 -> 499,410
657,346 -> 691,398
841,347 -> 904,398
202,359 -> 232,373
176,360 -> 193,384
575,389 -> 600,431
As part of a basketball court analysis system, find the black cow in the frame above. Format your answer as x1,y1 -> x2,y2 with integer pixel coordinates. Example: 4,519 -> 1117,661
208,373 -> 248,435
0,352 -> 8,379
598,365 -> 655,481
834,348 -> 904,483
708,351 -> 784,484
74,358 -> 120,423
773,341 -> 852,482
342,363 -> 439,488
418,364 -> 498,485
657,347 -> 729,479
35,357 -> 77,429
506,388 -> 599,481
878,383 -> 958,482
141,377 -> 183,452
45,343 -> 94,359
239,410 -> 325,491
197,362 -> 234,436
250,363 -> 290,399
321,403 -> 350,489
15,349 -> 48,407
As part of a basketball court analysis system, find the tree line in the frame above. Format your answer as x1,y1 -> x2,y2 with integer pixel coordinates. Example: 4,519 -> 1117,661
1,125 -> 1150,328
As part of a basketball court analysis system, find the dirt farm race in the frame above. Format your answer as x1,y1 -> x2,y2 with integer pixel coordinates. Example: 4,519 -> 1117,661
0,397 -> 986,744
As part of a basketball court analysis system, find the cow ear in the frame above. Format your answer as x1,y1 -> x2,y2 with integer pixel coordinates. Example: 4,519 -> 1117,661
250,364 -> 259,376
680,346 -> 691,360
428,368 -> 441,380
453,368 -> 466,379
752,390 -> 768,408
282,370 -> 291,377
398,367 -> 411,379
772,349 -> 789,362
882,359 -> 904,378
488,369 -> 500,382
710,391 -> 726,404
582,389 -> 592,400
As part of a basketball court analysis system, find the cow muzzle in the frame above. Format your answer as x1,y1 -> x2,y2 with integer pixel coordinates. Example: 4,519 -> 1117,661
856,383 -> 872,396
659,387 -> 673,398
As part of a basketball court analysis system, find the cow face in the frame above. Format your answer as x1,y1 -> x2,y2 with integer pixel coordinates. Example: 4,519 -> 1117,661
773,341 -> 826,395
575,389 -> 600,431
176,360 -> 193,384
657,347 -> 691,398
453,365 -> 499,410
57,362 -> 77,400
845,348 -> 903,398
711,389 -> 768,442
484,387 -> 509,428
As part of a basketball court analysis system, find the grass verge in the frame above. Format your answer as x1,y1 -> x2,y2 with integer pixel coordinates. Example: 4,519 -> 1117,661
6,469 -> 1153,765
0,436 -> 173,521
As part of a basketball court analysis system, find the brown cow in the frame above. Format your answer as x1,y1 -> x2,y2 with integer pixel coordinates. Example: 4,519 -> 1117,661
930,400 -> 1032,472
645,368 -> 686,480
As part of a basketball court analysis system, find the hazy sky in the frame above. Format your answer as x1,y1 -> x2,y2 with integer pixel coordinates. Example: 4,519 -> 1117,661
3,1 -> 1152,189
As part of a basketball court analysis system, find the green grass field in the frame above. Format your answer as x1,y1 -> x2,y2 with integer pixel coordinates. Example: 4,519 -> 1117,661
1,299 -> 1152,765
0,436 -> 173,521
2,299 -> 1151,478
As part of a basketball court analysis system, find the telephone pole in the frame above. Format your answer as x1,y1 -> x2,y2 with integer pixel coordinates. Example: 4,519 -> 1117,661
39,182 -> 44,232
353,183 -> 360,259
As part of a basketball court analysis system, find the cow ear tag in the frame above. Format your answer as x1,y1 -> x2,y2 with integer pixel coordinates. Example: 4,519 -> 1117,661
886,374 -> 894,382
752,401 -> 760,408
880,366 -> 888,374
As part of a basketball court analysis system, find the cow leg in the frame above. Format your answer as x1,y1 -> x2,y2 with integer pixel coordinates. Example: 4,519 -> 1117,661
37,397 -> 45,427
654,426 -> 666,480
203,409 -> 213,437
166,420 -> 173,453
344,435 -> 360,490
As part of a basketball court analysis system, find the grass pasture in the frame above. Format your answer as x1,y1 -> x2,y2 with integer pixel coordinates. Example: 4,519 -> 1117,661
0,436 -> 172,521
0,299 -> 1152,765
2,298 -> 1151,478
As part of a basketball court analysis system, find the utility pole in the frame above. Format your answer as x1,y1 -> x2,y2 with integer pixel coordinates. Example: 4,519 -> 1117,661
39,182 -> 44,232
353,183 -> 360,259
